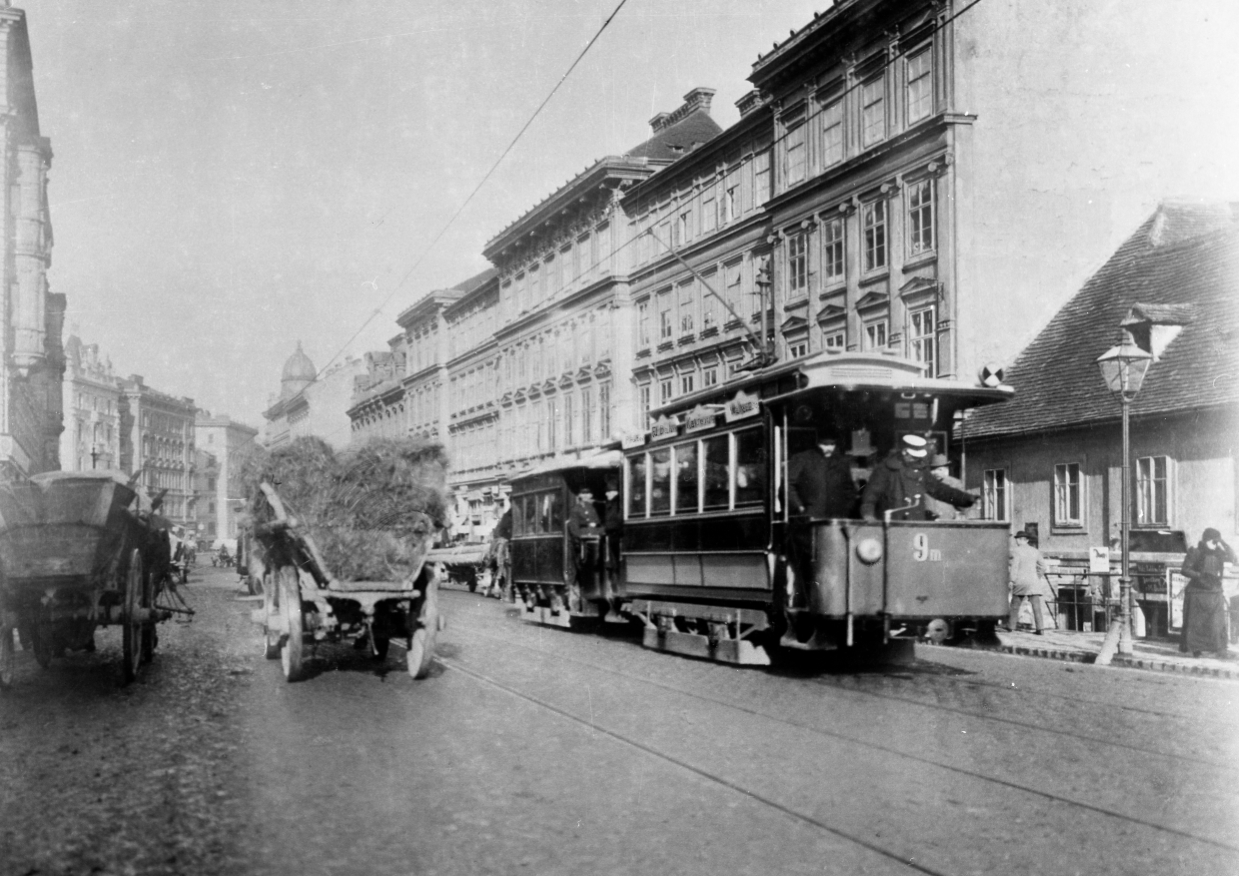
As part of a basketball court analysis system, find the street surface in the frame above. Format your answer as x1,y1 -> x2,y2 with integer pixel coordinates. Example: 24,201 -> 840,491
1,565 -> 1237,876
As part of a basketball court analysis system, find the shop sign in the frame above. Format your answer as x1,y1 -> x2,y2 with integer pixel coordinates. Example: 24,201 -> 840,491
684,404 -> 718,434
725,389 -> 759,422
650,415 -> 680,442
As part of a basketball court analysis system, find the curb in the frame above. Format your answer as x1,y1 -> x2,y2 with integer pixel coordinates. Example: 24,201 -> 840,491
981,641 -> 1239,680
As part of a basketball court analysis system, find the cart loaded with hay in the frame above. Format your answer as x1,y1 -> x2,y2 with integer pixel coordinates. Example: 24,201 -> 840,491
245,436 -> 448,682
0,471 -> 187,688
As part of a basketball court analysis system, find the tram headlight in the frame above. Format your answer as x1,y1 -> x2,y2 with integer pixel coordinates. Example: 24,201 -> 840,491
855,537 -> 883,565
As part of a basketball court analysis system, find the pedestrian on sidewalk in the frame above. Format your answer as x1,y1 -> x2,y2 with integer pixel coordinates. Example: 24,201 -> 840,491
1179,527 -> 1235,658
1008,530 -> 1047,634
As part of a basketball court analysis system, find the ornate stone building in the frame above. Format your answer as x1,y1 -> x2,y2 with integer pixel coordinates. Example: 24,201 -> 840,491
0,3 -> 62,478
194,411 -> 260,543
60,335 -> 121,472
118,376 -> 196,526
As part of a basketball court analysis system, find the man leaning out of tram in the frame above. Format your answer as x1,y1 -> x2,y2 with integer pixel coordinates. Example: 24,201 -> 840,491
860,434 -> 975,522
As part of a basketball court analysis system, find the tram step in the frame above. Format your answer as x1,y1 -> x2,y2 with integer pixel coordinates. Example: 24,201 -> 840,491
642,628 -> 771,666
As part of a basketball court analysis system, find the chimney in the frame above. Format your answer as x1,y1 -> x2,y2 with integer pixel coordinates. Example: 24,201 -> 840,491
649,87 -> 716,134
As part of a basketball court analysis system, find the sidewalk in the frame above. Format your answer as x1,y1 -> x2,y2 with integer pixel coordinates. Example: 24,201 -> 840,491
978,627 -> 1239,680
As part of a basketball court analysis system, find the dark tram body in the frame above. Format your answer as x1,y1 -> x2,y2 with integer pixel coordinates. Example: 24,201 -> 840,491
509,350 -> 1013,664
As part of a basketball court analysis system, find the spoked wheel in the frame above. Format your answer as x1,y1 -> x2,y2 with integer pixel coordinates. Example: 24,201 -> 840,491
406,573 -> 439,680
31,622 -> 54,669
121,548 -> 148,684
0,618 -> 16,690
279,565 -> 305,682
262,571 -> 281,659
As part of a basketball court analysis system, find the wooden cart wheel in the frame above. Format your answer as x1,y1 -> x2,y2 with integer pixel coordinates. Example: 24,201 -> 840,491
30,623 -> 54,669
0,620 -> 16,690
121,548 -> 146,684
262,571 -> 281,659
407,574 -> 438,680
279,565 -> 305,682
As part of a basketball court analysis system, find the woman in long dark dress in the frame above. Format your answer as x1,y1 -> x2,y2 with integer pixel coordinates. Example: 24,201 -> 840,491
1180,527 -> 1236,657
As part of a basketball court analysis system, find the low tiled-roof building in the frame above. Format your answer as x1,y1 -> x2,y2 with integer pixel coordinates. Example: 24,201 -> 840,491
961,200 -> 1239,636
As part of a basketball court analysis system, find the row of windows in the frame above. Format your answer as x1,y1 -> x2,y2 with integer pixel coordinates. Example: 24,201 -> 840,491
779,42 -> 935,193
636,253 -> 768,349
502,222 -> 613,323
626,427 -> 766,519
783,177 -> 936,307
499,309 -> 614,393
981,456 -> 1171,527
498,383 -> 613,459
631,145 -> 772,268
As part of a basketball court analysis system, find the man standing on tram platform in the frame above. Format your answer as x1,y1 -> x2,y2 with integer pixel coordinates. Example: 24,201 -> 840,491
786,433 -> 857,591
861,434 -> 975,521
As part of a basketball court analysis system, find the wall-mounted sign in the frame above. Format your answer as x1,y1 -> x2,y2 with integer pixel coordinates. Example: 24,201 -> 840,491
684,404 -> 719,434
725,389 -> 759,422
620,429 -> 647,450
650,415 -> 680,442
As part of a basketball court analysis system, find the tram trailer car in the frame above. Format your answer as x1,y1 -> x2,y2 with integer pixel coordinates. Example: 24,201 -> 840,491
618,351 -> 1013,665
508,452 -> 621,627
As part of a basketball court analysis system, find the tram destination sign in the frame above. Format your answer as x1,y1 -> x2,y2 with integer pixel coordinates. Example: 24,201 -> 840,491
650,414 -> 680,442
684,404 -> 719,433
725,389 -> 760,423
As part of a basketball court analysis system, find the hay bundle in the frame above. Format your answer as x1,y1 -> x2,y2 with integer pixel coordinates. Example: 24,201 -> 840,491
240,436 -> 448,582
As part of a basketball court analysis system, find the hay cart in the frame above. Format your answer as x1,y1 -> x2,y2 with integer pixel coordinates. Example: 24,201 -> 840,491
0,471 -> 182,688
250,482 -> 443,682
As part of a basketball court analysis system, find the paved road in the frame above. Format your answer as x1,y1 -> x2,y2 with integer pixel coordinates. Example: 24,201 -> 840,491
2,567 -> 1237,876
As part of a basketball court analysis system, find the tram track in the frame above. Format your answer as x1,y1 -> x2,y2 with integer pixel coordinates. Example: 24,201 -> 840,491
455,617 -> 1236,773
435,603 -> 1239,863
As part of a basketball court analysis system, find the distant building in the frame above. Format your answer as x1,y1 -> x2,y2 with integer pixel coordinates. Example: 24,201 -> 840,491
0,4 -> 63,478
118,375 -> 196,526
264,342 -> 365,449
193,447 -> 220,544
60,335 -> 122,472
195,411 -> 260,542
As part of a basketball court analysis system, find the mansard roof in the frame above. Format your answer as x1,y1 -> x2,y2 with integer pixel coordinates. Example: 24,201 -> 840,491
965,200 -> 1239,440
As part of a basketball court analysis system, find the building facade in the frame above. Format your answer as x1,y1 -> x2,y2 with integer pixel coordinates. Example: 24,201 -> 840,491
60,335 -> 121,472
264,342 -> 366,449
0,4 -> 62,478
194,411 -> 260,543
118,375 -> 195,526
193,447 -> 220,544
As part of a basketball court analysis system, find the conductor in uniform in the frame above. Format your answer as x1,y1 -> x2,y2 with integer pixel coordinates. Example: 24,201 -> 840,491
861,434 -> 975,521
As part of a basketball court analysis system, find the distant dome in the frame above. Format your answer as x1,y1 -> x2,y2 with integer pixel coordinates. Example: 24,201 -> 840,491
280,341 -> 316,398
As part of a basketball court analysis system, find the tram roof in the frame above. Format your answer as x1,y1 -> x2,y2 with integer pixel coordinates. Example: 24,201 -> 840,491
510,448 -> 622,483
648,351 -> 1013,420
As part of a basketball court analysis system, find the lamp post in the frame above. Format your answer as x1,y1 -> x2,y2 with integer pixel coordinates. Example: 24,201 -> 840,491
1095,328 -> 1152,662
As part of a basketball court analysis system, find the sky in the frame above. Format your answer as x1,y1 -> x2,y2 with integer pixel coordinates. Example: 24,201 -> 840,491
25,0 -> 831,427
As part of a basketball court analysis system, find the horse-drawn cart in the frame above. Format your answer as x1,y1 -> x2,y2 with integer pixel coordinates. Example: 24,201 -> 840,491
250,482 -> 443,682
0,471 -> 185,688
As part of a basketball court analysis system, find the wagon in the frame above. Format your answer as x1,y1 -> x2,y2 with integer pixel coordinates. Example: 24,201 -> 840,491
249,482 -> 443,682
0,471 -> 182,687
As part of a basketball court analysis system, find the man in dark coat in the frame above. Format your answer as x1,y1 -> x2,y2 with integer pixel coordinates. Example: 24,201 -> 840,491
1180,527 -> 1235,657
787,434 -> 856,520
860,434 -> 975,521
566,487 -> 602,592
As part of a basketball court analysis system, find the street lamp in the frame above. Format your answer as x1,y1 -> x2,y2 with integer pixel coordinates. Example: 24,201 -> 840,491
1095,328 -> 1152,662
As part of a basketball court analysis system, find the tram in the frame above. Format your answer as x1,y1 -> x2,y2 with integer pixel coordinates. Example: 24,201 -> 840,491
510,350 -> 1014,665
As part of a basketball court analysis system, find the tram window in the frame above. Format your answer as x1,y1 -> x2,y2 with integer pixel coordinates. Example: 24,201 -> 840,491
702,434 -> 730,511
513,495 -> 527,535
650,447 -> 672,516
734,427 -> 766,507
674,442 -> 698,514
540,491 -> 561,533
627,454 -> 647,518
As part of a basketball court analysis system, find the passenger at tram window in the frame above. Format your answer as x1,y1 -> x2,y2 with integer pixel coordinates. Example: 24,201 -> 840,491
567,487 -> 602,586
787,432 -> 857,520
734,428 -> 766,506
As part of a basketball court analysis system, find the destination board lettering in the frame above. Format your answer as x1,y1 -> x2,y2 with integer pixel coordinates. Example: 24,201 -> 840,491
725,389 -> 759,422
684,405 -> 718,433
650,415 -> 679,441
